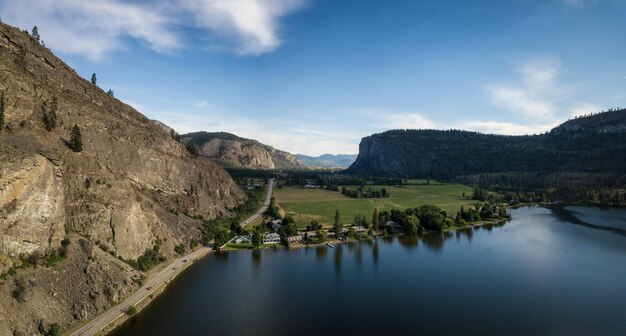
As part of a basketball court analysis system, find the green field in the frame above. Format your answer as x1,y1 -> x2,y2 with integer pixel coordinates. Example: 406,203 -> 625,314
275,184 -> 476,228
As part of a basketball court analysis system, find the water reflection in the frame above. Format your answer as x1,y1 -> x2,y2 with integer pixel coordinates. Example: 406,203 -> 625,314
315,245 -> 327,262
397,235 -> 418,251
251,249 -> 261,265
334,244 -> 343,278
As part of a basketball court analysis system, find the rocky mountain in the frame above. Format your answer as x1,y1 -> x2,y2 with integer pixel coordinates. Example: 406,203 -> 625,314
295,154 -> 357,168
182,131 -> 304,170
347,109 -> 626,181
0,23 -> 245,335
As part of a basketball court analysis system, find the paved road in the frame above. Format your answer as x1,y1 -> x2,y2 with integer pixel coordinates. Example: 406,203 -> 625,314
241,178 -> 275,228
69,178 -> 275,336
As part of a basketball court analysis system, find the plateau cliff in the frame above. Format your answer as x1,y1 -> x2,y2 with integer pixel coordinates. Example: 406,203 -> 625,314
347,109 -> 626,181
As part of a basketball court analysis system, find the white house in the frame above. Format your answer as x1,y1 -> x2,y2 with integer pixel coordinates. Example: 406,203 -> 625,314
263,232 -> 281,244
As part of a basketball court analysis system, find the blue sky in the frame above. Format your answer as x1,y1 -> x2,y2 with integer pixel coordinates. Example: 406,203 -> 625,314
1,0 -> 625,155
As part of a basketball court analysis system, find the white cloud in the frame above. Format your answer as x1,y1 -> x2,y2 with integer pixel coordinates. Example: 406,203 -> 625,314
193,101 -> 210,108
0,0 -> 305,60
0,0 -> 180,60
383,112 -> 437,129
460,120 -> 553,135
362,108 -> 550,136
568,103 -> 602,118
488,87 -> 554,120
487,57 -> 564,120
179,0 -> 306,55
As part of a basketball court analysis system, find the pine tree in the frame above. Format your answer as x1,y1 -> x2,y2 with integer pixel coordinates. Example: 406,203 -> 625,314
91,73 -> 97,85
69,124 -> 83,152
0,92 -> 5,132
333,209 -> 342,235
31,26 -> 40,41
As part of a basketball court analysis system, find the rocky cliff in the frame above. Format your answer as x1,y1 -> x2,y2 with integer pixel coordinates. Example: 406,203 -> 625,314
347,109 -> 626,179
182,132 -> 304,170
0,23 -> 245,335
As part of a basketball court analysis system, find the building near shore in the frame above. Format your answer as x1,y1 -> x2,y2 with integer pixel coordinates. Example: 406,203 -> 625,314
263,232 -> 281,244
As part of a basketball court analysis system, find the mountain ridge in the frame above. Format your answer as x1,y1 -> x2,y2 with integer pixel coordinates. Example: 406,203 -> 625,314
182,131 -> 304,170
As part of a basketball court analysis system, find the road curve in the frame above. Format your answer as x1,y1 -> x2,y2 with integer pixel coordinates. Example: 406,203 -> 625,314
68,178 -> 275,336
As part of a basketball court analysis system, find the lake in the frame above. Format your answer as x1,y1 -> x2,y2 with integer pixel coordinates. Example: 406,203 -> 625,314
111,205 -> 626,336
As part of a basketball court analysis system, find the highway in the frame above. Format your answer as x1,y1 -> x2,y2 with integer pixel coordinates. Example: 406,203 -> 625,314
68,178 -> 275,336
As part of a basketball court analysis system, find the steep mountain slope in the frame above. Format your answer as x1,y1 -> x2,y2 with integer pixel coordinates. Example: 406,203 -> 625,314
295,154 -> 357,168
0,23 -> 244,334
182,131 -> 304,169
347,109 -> 626,180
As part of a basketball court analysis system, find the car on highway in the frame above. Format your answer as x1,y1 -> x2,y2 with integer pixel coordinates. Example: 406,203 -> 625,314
146,287 -> 153,291
183,259 -> 188,263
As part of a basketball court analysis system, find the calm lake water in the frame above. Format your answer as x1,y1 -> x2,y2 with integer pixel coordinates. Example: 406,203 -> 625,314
111,205 -> 626,336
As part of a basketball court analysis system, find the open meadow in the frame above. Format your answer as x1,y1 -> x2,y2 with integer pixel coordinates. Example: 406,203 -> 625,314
274,184 -> 476,228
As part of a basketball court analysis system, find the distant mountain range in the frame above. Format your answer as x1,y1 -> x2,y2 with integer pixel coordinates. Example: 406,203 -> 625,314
295,154 -> 357,168
347,109 -> 626,182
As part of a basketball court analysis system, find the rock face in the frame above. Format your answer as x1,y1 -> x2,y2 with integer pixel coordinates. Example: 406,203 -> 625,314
347,109 -> 626,179
0,23 -> 245,334
182,131 -> 304,169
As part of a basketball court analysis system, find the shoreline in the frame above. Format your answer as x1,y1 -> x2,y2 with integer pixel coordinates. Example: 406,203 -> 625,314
66,246 -> 214,336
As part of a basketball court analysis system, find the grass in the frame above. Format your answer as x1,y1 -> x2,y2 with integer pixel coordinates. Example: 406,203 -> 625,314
275,184 -> 476,228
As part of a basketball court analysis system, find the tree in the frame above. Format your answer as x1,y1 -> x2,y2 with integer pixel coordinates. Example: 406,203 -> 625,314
333,209 -> 342,236
31,25 -> 40,41
186,143 -> 198,157
252,231 -> 262,248
107,89 -> 114,97
372,208 -> 379,230
0,91 -> 5,132
404,215 -> 419,235
69,124 -> 83,152
91,73 -> 97,85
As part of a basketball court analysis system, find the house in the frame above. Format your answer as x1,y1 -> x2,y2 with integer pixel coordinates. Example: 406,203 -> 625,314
266,219 -> 282,232
263,232 -> 281,244
287,234 -> 303,243
354,225 -> 366,232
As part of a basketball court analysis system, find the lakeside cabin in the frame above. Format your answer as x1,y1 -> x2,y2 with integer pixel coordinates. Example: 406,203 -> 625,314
263,232 -> 281,244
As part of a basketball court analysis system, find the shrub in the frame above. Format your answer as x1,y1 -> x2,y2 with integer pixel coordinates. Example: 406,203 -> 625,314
126,306 -> 137,315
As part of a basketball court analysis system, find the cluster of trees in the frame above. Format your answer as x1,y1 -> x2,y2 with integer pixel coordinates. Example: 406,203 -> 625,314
264,197 -> 280,218
127,240 -> 166,272
341,186 -> 389,198
455,204 -> 509,225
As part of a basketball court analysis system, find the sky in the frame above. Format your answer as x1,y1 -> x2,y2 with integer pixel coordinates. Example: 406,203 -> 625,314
1,0 -> 625,155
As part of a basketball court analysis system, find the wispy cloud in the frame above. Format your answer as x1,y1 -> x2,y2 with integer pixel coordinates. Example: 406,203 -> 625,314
179,0 -> 306,55
487,57 -> 562,120
193,100 -> 210,108
0,0 -> 306,60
